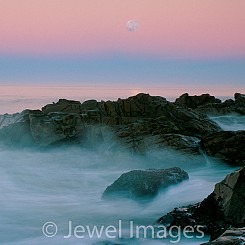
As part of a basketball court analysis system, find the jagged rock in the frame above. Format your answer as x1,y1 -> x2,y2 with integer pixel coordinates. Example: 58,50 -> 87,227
175,93 -> 221,109
29,110 -> 85,146
115,130 -> 201,154
0,113 -> 19,129
0,110 -> 30,129
0,110 -> 35,146
42,99 -> 82,114
156,167 -> 245,240
178,93 -> 245,115
156,193 -> 226,240
201,227 -> 245,245
158,134 -> 201,153
81,99 -> 98,111
214,167 -> 245,225
0,94 -> 221,152
235,93 -> 245,104
0,108 -> 86,147
102,167 -> 189,200
175,93 -> 245,115
0,120 -> 35,146
201,131 -> 245,165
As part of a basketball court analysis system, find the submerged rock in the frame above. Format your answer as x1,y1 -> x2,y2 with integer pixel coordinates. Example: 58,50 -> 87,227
102,167 -> 189,200
156,167 -> 245,240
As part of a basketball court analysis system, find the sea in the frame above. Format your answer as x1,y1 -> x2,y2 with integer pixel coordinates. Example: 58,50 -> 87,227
0,86 -> 244,245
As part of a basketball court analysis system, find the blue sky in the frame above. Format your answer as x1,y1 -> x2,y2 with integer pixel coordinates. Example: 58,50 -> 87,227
1,55 -> 245,89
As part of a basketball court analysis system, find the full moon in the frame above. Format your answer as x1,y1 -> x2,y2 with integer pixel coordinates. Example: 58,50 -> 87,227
126,20 -> 138,32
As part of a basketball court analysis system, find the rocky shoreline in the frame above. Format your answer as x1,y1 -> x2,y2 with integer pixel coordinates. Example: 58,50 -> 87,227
0,93 -> 244,165
156,167 -> 245,242
0,92 -> 244,244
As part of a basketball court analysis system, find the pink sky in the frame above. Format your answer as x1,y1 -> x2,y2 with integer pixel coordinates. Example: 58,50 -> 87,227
0,0 -> 245,58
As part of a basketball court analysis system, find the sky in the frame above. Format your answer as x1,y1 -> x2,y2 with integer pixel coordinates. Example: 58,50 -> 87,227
0,0 -> 244,97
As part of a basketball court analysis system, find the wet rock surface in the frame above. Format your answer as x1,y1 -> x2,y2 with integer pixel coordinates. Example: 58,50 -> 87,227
201,227 -> 245,245
156,167 -> 245,241
0,94 -> 220,145
102,167 -> 189,200
201,131 -> 245,165
0,93 -> 244,166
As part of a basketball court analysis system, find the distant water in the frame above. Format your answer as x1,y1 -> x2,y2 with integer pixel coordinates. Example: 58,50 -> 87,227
0,85 -> 234,114
0,85 -> 119,114
0,88 -> 241,244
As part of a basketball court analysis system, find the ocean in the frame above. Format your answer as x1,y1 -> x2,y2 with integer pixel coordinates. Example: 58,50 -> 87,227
0,87 -> 243,244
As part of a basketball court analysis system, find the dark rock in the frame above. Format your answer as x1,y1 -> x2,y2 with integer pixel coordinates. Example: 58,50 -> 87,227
29,110 -> 85,146
154,133 -> 201,154
42,99 -> 82,114
201,227 -> 245,245
213,166 -> 245,225
201,131 -> 245,165
156,193 -> 226,240
0,94 -> 221,153
0,110 -> 35,146
175,93 -> 222,109
175,93 -> 245,115
102,167 -> 189,200
235,93 -> 245,104
156,167 -> 245,240
81,99 -> 98,111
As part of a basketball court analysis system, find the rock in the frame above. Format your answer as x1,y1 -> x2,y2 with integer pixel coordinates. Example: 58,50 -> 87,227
29,110 -> 85,146
186,93 -> 245,115
175,93 -> 245,115
201,131 -> 245,165
0,113 -> 19,129
156,193 -> 226,240
81,99 -> 98,111
1,94 -> 222,153
147,133 -> 201,154
42,99 -> 82,114
201,227 -> 245,245
0,108 -> 86,147
102,167 -> 189,200
235,93 -> 245,104
115,131 -> 201,154
213,167 -> 245,225
0,120 -> 35,146
175,93 -> 222,109
0,110 -> 30,129
0,110 -> 35,146
156,167 -> 245,240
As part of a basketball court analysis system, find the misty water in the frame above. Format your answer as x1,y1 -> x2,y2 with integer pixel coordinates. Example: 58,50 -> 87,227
209,115 -> 245,131
0,143 -> 237,245
0,96 -> 242,244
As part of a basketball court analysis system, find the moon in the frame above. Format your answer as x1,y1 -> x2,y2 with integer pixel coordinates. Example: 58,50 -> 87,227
126,20 -> 138,32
